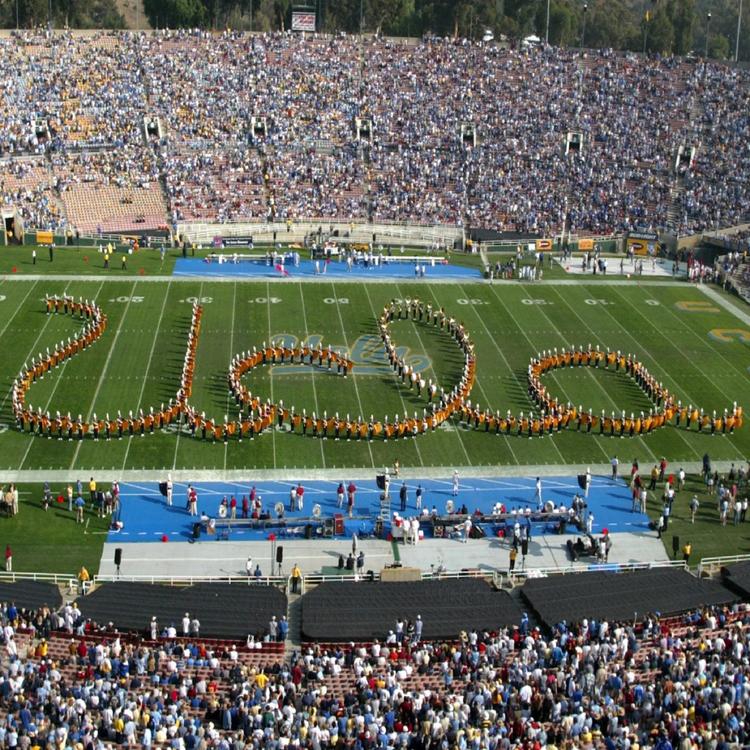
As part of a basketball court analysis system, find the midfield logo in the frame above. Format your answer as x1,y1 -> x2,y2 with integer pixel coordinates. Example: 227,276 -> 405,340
268,334 -> 432,376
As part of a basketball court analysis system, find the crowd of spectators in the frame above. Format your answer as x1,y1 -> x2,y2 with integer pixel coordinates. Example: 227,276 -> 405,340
1,30 -> 749,235
1,596 -> 750,749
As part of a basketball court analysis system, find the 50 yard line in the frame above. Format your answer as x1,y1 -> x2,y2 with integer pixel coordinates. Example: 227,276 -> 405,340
222,282 -> 237,471
266,282 -> 277,470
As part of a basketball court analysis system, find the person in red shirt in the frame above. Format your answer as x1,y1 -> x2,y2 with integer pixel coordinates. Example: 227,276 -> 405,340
230,496 -> 237,519
4,544 -> 11,572
347,482 -> 357,517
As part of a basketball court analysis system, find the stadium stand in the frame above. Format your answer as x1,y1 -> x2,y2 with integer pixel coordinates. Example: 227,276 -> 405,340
1,31 -> 750,237
1,586 -> 750,748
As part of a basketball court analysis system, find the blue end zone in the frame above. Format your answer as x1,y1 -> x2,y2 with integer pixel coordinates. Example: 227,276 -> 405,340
172,258 -> 482,280
109,475 -> 649,543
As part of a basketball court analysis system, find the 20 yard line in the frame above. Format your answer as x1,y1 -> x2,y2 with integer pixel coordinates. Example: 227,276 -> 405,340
297,283 -> 326,468
70,281 -> 139,470
120,280 -> 173,473
330,282 -> 375,469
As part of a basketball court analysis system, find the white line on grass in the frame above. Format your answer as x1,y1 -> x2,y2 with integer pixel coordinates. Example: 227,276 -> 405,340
615,285 -> 750,392
577,285 -> 703,461
330,282 -> 376,469
171,281 -> 204,471
222,282 -> 237,472
0,281 -> 73,416
534,285 -> 659,464
19,281 -> 106,469
297,283 -> 326,469
386,284 -> 463,466
482,285 -> 571,465
423,285 -> 519,466
266,282 -> 278,470
70,281 -> 139,470
120,280 -> 173,473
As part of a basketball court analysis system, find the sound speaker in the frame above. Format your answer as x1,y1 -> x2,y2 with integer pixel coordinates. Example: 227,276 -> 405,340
376,474 -> 385,490
276,546 -> 284,564
192,523 -> 201,540
114,548 -> 122,566
672,535 -> 680,556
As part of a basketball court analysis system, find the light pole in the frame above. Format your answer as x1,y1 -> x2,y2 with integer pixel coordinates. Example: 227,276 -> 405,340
736,0 -> 743,61
581,3 -> 588,48
705,12 -> 712,58
545,0 -> 551,43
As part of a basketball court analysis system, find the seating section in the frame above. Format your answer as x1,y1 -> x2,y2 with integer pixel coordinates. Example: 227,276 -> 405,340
1,31 -> 749,235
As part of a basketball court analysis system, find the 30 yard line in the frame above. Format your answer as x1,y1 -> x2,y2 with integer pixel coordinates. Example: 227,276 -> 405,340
70,281 -> 139,470
120,280 -> 173,473
577,285 -> 703,461
297,283 -> 326,468
265,282 -> 278,470
535,285 -> 659,464
330,282 -> 375,469
483,285 -> 570,465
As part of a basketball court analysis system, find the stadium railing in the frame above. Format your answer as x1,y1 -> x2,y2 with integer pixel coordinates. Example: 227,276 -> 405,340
177,219 -> 463,250
698,553 -> 750,577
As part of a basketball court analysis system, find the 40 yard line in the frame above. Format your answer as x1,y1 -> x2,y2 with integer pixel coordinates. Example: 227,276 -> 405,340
120,280 -> 173,473
223,282 -> 237,472
265,282 -> 277,470
297,283 -> 326,469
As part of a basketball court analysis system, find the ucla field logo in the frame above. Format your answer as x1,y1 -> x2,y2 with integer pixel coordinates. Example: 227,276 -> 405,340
268,334 -> 432,376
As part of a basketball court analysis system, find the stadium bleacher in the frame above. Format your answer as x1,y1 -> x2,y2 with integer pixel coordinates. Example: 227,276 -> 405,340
2,31 -> 750,237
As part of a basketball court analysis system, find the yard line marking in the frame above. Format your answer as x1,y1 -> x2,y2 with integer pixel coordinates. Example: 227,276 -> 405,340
539,285 -> 659,464
172,282 -> 204,471
0,280 -> 71,417
639,285 -> 750,386
70,280 -> 139,470
20,281 -> 106,469
223,282 -> 238,472
297,283 -> 326,468
578,284 -> 703,461
383,284 -> 461,467
266,282 -> 278,470
121,280 -> 173,473
425,285 -> 517,466
330,282 -> 375,469
480,285 -> 570,465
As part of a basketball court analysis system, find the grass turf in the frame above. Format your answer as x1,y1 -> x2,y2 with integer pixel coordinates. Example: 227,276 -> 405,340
0,278 -> 746,472
0,488 -> 109,574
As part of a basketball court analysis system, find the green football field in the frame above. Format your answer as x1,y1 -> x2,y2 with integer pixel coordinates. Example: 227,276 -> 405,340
0,276 -> 748,472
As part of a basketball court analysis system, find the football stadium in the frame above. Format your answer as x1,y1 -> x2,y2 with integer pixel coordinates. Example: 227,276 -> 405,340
1,4 -> 750,747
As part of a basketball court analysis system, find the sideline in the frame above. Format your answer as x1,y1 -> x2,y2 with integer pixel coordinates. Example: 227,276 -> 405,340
0,460 -> 742,484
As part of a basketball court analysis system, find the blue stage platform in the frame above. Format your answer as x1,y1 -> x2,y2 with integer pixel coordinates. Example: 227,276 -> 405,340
173,258 -> 482,281
108,474 -> 648,544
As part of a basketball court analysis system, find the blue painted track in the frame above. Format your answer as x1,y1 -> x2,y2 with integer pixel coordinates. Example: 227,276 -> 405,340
172,258 -> 481,280
108,475 -> 648,543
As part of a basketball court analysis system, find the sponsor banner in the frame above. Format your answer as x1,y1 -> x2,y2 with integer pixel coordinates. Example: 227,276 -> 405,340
214,236 -> 254,247
578,238 -> 594,251
36,230 -> 54,245
292,11 -> 316,31
535,238 -> 553,251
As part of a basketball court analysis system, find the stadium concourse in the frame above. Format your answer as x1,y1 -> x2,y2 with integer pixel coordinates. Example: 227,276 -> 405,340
93,472 -> 668,580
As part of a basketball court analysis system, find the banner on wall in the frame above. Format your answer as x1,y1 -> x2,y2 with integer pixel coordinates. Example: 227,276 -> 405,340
36,231 -> 54,245
626,231 -> 659,256
291,11 -> 316,31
